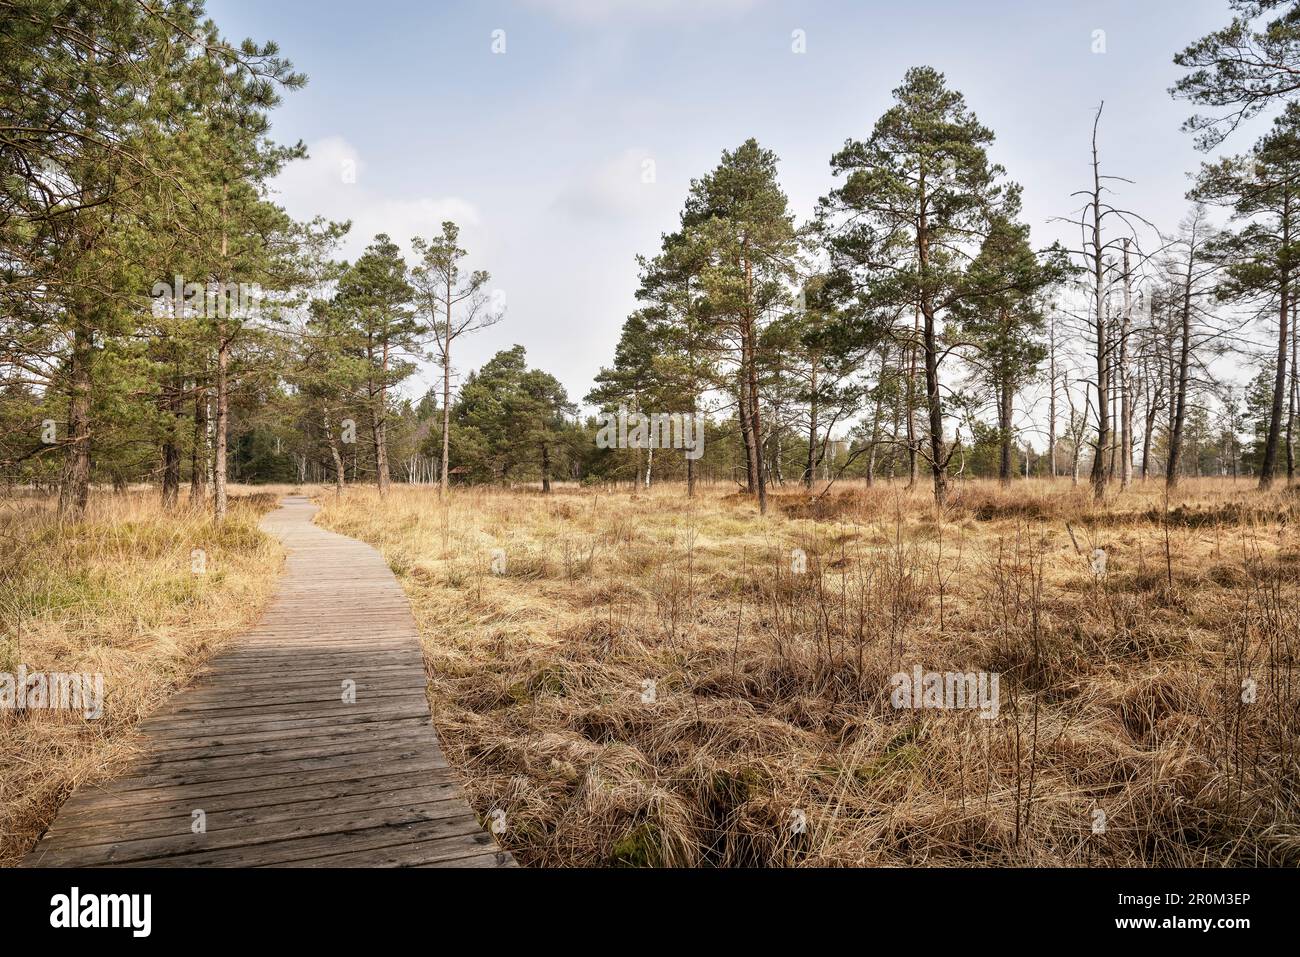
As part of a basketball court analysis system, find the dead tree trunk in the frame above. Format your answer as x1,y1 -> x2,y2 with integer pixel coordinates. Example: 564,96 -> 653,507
1167,225 -> 1199,490
1088,111 -> 1110,502
1119,240 -> 1134,488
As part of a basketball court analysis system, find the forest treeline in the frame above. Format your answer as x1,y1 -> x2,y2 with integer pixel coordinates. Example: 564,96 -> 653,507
5,0 -> 1300,517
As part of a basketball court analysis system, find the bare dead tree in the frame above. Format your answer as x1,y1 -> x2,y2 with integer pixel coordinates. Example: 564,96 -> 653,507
1052,103 -> 1156,500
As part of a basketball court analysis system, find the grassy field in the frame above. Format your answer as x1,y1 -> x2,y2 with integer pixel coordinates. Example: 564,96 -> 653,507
317,477 -> 1300,867
0,489 -> 283,865
4,477 -> 1296,868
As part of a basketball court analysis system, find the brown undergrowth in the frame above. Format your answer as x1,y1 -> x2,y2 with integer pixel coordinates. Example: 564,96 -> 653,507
316,477 -> 1300,867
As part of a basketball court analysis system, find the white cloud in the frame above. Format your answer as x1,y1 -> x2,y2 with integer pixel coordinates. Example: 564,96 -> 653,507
270,136 -> 482,260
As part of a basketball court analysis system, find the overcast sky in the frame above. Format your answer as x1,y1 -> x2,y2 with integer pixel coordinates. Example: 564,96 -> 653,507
209,0 -> 1268,416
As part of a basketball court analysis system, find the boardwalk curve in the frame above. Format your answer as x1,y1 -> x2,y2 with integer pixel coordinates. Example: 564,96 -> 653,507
24,495 -> 511,868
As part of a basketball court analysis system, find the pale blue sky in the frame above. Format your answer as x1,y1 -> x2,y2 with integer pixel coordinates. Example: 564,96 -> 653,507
209,0 -> 1261,410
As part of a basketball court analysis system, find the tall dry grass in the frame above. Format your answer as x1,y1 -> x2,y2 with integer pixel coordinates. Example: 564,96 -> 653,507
0,488 -> 283,865
318,476 -> 1300,867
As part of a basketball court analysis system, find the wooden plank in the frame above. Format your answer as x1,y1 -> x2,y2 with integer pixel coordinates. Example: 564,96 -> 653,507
195,651 -> 425,675
115,722 -> 436,780
192,662 -> 421,688
46,760 -> 457,818
137,708 -> 438,750
268,834 -> 512,868
159,682 -> 430,714
29,798 -> 480,867
37,783 -> 469,848
122,817 -> 498,868
42,769 -> 460,832
23,495 -> 512,869
133,721 -> 436,769
135,697 -> 432,736
141,715 -> 436,755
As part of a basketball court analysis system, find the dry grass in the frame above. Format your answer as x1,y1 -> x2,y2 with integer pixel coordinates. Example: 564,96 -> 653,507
0,487 -> 283,865
317,476 -> 1300,867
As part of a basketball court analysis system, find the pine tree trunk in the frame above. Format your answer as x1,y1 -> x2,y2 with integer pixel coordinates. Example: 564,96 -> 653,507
804,362 -> 817,489
161,422 -> 180,509
998,380 -> 1013,486
737,371 -> 756,493
1260,198 -> 1291,489
923,301 -> 946,505
375,339 -> 391,494
214,183 -> 230,523
1288,294 -> 1297,483
772,426 -> 783,485
213,330 -> 228,522
739,247 -> 766,514
917,199 -> 947,507
190,386 -> 208,506
1048,317 -> 1058,479
907,307 -> 919,488
324,410 -> 345,495
161,321 -> 182,508
743,327 -> 766,514
867,347 -> 887,488
58,319 -> 92,518
441,284 -> 452,498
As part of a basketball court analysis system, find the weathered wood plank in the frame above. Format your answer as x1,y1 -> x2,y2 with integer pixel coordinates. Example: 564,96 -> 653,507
41,769 -> 460,832
37,785 -> 472,850
31,798 -> 481,866
45,761 -> 457,818
122,817 -> 501,868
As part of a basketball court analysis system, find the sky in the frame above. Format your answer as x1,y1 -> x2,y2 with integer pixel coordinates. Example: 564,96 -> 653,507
207,0 -> 1269,415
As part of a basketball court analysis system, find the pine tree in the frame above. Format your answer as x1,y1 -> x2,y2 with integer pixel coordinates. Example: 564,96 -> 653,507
952,216 -> 1065,485
682,139 -> 799,515
335,235 -> 416,495
586,311 -> 660,487
635,231 -> 718,497
1173,0 -> 1300,150
821,66 -> 1016,505
457,346 -> 574,485
1195,103 -> 1300,487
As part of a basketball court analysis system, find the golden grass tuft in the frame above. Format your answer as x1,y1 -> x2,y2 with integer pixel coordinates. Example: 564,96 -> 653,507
0,487 -> 283,865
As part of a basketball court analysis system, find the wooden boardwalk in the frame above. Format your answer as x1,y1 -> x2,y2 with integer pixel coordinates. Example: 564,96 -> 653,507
24,496 -> 512,868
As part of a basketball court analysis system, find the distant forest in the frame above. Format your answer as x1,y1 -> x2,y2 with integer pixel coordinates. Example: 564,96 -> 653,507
5,0 -> 1300,515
